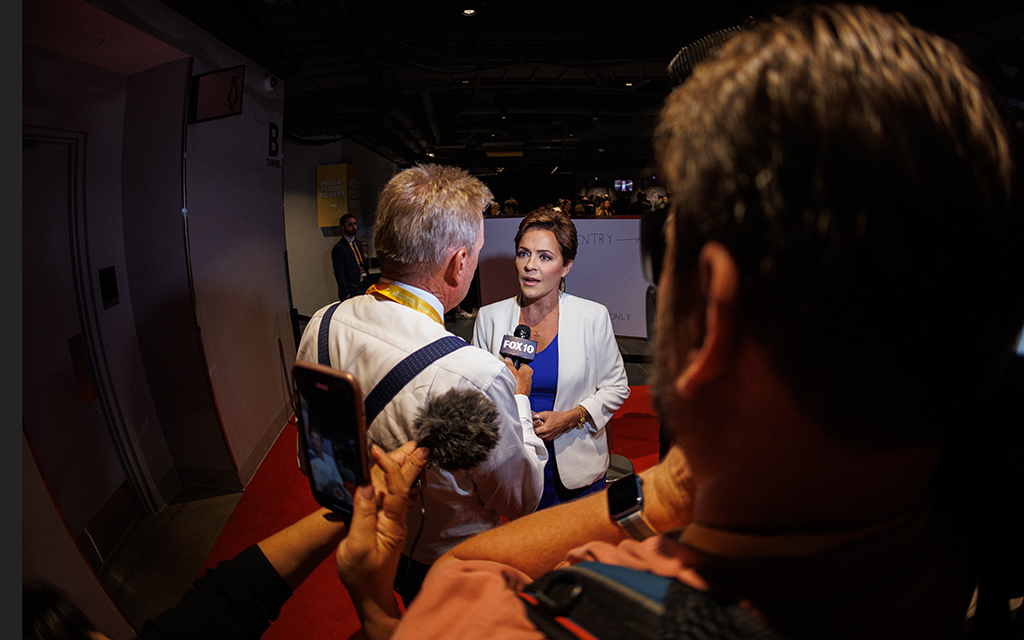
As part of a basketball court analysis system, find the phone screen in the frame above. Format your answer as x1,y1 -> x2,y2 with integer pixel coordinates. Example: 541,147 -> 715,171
293,363 -> 369,523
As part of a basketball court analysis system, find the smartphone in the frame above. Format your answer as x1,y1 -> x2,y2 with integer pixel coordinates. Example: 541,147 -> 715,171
292,361 -> 370,526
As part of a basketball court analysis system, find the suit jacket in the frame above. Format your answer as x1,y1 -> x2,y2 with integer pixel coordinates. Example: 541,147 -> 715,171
473,292 -> 630,488
331,236 -> 365,300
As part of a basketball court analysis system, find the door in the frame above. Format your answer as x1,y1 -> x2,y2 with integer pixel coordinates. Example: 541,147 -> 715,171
22,132 -> 140,571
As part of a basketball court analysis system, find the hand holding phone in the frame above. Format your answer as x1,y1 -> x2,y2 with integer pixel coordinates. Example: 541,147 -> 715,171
293,362 -> 371,527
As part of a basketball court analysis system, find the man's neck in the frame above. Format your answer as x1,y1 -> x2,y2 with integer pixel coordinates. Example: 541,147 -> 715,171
682,339 -> 942,534
383,272 -> 458,313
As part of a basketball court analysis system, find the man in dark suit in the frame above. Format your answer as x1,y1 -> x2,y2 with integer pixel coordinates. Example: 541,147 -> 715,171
331,213 -> 367,300
628,189 -> 652,216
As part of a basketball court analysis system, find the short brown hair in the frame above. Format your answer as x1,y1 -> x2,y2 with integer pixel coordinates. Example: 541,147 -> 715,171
654,4 -> 1024,446
514,209 -> 578,264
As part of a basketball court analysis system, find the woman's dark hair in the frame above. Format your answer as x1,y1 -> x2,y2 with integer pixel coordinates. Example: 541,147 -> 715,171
23,583 -> 97,640
513,209 -> 578,264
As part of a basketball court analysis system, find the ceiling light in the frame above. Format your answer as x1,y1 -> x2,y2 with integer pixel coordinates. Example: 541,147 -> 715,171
427,152 -> 435,157
462,8 -> 476,16
551,166 -> 559,174
625,82 -> 633,87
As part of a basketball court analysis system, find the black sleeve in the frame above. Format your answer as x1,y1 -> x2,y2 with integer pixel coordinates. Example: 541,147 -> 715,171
135,545 -> 293,640
331,242 -> 347,300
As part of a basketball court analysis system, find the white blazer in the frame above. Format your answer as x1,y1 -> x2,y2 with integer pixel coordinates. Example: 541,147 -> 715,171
473,292 -> 630,488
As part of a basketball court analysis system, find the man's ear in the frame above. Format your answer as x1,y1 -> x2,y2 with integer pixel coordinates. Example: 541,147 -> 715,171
444,247 -> 469,286
675,242 -> 741,398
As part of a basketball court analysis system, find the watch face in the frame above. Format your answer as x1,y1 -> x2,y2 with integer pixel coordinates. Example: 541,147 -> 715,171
607,474 -> 643,520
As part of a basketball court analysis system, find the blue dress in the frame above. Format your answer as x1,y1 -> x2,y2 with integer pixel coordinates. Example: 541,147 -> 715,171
530,334 -> 607,510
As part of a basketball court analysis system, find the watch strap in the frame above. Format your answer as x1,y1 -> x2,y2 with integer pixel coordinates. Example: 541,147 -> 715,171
618,509 -> 659,541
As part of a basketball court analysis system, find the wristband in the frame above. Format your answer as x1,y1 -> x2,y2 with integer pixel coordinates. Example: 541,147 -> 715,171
607,473 -> 659,541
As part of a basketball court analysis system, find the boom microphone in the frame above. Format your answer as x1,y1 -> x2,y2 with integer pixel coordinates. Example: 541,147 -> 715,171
499,324 -> 538,370
411,388 -> 501,471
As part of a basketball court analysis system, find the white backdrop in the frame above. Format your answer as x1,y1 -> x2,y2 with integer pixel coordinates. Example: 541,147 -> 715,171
479,217 -> 649,338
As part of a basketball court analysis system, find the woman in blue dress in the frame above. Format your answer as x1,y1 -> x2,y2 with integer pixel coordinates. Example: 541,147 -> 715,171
473,209 -> 630,509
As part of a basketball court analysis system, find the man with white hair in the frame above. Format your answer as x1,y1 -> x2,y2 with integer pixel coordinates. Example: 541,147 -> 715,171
296,164 -> 547,604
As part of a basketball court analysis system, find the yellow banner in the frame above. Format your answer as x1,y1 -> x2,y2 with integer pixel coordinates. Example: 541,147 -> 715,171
316,163 -> 361,227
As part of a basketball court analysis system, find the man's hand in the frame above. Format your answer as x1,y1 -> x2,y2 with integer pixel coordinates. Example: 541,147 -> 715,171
336,440 -> 429,607
505,358 -> 533,397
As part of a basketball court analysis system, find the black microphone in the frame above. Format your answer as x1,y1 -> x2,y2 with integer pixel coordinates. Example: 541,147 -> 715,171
499,324 -> 538,370
410,388 -> 501,471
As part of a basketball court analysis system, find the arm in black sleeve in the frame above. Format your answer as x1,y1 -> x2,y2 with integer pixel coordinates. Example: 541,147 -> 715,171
135,545 -> 293,640
331,241 -> 348,300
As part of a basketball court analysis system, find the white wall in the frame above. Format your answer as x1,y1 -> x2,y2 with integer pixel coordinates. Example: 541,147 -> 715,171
284,138 -> 397,317
480,216 -> 650,338
181,58 -> 292,485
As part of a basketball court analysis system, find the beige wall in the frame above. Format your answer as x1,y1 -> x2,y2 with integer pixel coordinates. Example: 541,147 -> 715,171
284,139 -> 398,317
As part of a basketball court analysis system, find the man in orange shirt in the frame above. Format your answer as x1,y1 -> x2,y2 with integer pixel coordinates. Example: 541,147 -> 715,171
338,5 -> 1024,639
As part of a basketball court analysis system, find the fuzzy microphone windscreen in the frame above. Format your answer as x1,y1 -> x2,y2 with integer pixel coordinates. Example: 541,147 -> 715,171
411,387 -> 501,471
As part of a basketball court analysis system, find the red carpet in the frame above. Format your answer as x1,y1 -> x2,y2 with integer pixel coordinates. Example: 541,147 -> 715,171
203,385 -> 659,639
605,385 -> 661,474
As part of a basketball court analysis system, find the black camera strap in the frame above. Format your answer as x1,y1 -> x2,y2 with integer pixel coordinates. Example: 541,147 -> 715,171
362,335 -> 468,427
518,561 -> 790,640
316,301 -> 469,427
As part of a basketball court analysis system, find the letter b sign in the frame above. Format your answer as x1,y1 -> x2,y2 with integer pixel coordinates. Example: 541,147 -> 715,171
268,122 -> 279,157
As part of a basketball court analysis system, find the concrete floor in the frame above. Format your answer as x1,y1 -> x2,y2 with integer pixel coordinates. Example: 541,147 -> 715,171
99,485 -> 244,632
99,308 -> 653,632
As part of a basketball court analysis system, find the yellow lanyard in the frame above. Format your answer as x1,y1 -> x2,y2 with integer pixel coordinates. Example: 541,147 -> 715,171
350,240 -> 364,267
366,281 -> 443,325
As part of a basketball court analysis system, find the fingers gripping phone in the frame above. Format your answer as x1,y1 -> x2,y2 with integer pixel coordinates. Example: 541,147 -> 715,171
292,362 -> 371,527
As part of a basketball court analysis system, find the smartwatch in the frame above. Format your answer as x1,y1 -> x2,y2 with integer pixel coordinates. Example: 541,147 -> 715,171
607,473 -> 659,541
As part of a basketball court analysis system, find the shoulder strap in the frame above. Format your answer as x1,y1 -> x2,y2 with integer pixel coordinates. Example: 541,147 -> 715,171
518,561 -> 789,640
517,562 -> 667,640
315,302 -> 468,427
317,302 -> 342,367
363,335 -> 468,427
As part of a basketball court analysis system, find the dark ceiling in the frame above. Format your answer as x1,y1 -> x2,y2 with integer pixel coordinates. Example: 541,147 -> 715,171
161,0 -> 1024,176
